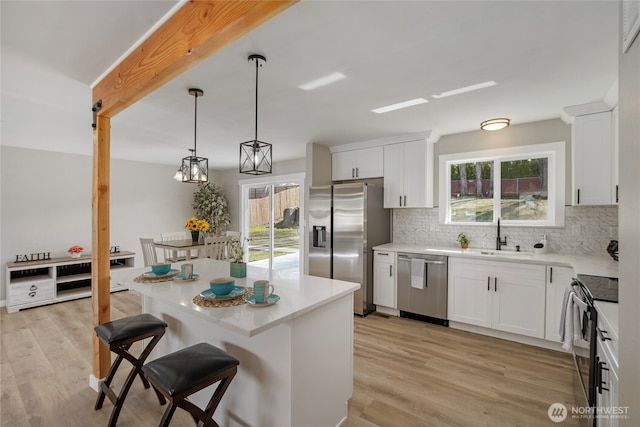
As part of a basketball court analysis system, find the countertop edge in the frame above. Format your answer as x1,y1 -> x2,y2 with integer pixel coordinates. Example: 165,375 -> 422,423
373,243 -> 619,278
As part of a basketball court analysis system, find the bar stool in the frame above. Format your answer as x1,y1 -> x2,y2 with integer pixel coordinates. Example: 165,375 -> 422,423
142,342 -> 239,427
94,313 -> 168,426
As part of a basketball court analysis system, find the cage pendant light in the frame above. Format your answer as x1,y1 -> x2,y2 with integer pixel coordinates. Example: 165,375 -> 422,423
174,88 -> 208,183
240,54 -> 272,175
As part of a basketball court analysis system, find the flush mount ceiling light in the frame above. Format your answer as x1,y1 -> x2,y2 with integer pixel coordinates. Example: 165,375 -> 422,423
432,81 -> 497,99
480,118 -> 510,131
298,71 -> 346,91
371,97 -> 429,114
240,54 -> 272,175
174,88 -> 208,183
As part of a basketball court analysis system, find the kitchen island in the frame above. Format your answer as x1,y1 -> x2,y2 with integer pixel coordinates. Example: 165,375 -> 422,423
112,259 -> 359,427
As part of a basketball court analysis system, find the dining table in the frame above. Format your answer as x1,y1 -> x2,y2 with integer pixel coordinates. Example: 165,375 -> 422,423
153,238 -> 204,260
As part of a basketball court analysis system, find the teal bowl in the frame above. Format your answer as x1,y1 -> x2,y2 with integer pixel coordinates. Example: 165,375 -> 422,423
151,263 -> 171,275
210,278 -> 235,296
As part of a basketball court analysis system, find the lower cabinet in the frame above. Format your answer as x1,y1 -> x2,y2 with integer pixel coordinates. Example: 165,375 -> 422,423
373,250 -> 396,308
595,305 -> 619,427
448,258 -> 546,339
544,265 -> 574,342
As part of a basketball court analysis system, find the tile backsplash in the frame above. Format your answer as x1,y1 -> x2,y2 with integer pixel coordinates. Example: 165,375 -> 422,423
393,205 -> 618,256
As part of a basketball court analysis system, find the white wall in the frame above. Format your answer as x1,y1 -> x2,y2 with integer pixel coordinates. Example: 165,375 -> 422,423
434,118 -> 572,204
617,5 -> 640,422
0,146 -> 196,303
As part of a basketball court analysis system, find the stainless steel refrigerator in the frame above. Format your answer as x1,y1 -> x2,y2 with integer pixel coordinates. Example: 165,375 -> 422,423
308,182 -> 390,315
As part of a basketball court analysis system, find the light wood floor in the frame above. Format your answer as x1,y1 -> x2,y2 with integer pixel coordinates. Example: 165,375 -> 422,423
1,291 -> 584,426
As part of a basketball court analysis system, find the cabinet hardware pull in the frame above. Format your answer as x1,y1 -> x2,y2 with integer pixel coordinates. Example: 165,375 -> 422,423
616,185 -> 619,203
29,292 -> 36,297
549,267 -> 553,283
378,252 -> 389,256
389,265 -> 393,277
597,327 -> 612,341
599,360 -> 610,392
352,168 -> 355,178
487,276 -> 490,291
494,277 -> 497,292
30,285 -> 38,291
399,196 -> 402,207
356,167 -> 359,177
577,189 -> 580,204
403,195 -> 407,206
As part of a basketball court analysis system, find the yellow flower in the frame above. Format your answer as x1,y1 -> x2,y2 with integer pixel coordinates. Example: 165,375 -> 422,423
185,217 -> 209,232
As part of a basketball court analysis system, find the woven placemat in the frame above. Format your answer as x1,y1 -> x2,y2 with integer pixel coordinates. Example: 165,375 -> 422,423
133,272 -> 178,284
192,287 -> 253,308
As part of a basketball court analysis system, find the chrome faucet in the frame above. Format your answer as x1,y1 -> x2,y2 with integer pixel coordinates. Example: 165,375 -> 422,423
496,218 -> 507,250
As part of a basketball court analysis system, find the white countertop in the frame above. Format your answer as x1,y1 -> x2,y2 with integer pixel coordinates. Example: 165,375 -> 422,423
373,242 -> 619,278
117,259 -> 360,337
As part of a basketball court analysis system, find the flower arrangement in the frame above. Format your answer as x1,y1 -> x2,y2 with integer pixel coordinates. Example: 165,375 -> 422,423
68,245 -> 83,254
185,217 -> 210,233
227,238 -> 247,263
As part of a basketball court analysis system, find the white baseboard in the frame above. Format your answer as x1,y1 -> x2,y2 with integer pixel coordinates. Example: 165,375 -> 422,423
89,374 -> 103,392
448,321 -> 568,352
374,305 -> 400,317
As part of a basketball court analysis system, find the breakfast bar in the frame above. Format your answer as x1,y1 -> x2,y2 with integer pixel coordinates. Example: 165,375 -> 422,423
114,258 -> 360,427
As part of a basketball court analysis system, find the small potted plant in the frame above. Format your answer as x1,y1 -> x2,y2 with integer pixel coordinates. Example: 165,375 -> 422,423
228,237 -> 247,278
68,245 -> 84,258
457,233 -> 470,249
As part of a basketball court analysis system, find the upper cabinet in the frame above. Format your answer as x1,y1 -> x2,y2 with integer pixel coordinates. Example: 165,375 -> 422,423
332,146 -> 383,181
383,140 -> 433,208
571,109 -> 618,205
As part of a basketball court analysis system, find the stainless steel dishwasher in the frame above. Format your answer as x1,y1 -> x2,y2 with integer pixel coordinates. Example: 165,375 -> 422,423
397,253 -> 448,325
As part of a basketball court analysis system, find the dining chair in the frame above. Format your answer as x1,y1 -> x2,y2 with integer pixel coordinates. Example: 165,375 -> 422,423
160,231 -> 191,262
204,236 -> 232,260
224,231 -> 241,240
139,238 -> 159,267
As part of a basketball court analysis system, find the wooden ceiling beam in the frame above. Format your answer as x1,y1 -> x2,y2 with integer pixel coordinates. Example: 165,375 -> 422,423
92,0 -> 297,117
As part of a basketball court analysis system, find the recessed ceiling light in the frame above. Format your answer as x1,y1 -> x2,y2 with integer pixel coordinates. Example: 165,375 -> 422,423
298,72 -> 346,91
432,81 -> 497,99
371,98 -> 429,114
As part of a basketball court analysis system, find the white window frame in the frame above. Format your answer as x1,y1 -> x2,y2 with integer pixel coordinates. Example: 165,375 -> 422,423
439,142 -> 565,227
239,173 -> 305,269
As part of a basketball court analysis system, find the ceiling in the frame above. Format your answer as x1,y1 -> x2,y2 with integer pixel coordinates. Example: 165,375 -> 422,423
1,1 -> 620,170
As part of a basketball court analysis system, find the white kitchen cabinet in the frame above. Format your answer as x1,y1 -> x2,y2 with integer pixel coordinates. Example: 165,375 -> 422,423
595,303 -> 619,427
332,146 -> 383,181
572,110 -> 617,205
5,251 -> 135,313
544,265 -> 574,342
383,140 -> 433,208
373,250 -> 396,308
448,258 -> 546,338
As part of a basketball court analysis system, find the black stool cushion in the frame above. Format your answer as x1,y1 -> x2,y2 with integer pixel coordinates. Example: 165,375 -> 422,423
95,313 -> 167,344
142,343 -> 239,397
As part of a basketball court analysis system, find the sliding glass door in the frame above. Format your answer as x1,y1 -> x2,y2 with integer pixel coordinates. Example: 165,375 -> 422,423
241,174 -> 303,277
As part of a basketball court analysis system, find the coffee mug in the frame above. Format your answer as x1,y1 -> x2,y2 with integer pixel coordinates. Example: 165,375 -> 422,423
181,263 -> 194,279
253,280 -> 274,304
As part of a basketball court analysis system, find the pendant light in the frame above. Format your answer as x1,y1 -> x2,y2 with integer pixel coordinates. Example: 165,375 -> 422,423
174,88 -> 208,183
240,54 -> 272,175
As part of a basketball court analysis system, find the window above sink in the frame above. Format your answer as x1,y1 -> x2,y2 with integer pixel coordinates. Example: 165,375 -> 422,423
439,142 -> 565,227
